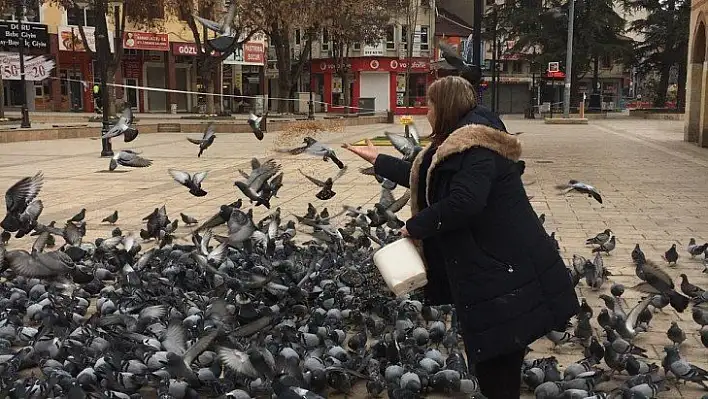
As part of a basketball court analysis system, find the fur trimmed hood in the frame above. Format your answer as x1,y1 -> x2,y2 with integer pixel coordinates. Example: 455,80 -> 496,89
409,124 -> 522,216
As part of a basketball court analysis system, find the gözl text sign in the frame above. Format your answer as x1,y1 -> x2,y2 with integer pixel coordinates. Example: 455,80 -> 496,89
0,21 -> 49,52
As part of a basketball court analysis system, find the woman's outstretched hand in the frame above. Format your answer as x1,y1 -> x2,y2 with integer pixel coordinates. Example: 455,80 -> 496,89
341,139 -> 379,165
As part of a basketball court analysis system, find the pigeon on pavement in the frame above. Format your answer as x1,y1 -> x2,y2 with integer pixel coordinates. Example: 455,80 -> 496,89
687,238 -> 708,258
556,180 -> 603,204
664,244 -> 679,266
586,229 -> 611,246
101,210 -> 119,224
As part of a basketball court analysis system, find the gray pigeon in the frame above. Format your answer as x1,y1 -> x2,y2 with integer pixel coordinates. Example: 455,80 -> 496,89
187,123 -> 216,157
248,112 -> 266,140
667,321 -> 686,346
193,0 -> 239,51
687,238 -> 708,258
555,180 -> 602,204
299,166 -> 348,200
101,210 -> 118,224
1,172 -> 44,236
662,346 -> 708,389
591,235 -> 615,255
102,105 -> 138,142
276,136 -> 345,169
384,131 -> 421,162
109,150 -> 152,171
180,213 -> 198,225
586,229 -> 611,246
235,159 -> 281,208
168,169 -> 209,197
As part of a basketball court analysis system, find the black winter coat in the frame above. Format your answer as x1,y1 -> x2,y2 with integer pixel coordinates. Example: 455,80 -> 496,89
373,117 -> 579,365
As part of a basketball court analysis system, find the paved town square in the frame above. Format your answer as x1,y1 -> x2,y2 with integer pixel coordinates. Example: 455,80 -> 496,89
0,117 -> 707,397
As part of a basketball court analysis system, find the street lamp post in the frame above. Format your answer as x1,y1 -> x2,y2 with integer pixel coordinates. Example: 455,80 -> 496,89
78,0 -> 113,156
16,0 -> 32,128
308,44 -> 314,120
562,0 -> 575,118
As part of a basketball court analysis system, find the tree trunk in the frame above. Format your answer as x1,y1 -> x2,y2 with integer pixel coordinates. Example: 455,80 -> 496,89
106,64 -> 118,114
592,56 -> 599,94
653,63 -> 671,108
271,29 -> 293,113
206,70 -> 216,115
676,58 -> 687,111
341,71 -> 350,114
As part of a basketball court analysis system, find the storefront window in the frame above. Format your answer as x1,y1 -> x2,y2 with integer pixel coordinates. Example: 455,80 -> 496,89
397,73 -> 428,107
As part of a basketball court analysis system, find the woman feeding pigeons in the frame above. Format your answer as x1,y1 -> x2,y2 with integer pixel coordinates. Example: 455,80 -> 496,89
343,75 -> 579,399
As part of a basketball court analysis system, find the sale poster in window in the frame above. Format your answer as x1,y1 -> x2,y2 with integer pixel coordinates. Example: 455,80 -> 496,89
396,92 -> 404,106
332,76 -> 343,94
396,74 -> 406,93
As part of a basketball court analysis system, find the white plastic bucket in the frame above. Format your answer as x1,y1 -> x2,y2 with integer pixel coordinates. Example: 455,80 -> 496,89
373,238 -> 428,297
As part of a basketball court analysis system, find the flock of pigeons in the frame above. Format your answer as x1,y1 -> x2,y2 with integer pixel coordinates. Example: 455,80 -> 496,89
0,107 -> 706,399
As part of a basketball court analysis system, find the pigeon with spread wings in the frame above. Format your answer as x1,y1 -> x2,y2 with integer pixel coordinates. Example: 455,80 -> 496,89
276,136 -> 345,169
109,150 -> 152,171
168,169 -> 209,197
556,180 -> 603,204
1,172 -> 44,235
102,105 -> 138,142
299,166 -> 348,200
438,41 -> 482,86
385,131 -> 421,162
631,259 -> 690,312
193,0 -> 238,52
234,158 -> 281,209
186,123 -> 216,157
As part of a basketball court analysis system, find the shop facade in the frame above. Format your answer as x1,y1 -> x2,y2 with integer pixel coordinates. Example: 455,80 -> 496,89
311,57 -> 433,115
0,20 -> 52,111
222,34 -> 267,114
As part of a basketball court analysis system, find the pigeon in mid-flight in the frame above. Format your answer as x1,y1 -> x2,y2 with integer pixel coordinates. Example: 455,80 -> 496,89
276,137 -> 345,169
299,166 -> 348,200
193,1 -> 239,52
556,180 -> 603,204
384,131 -> 421,162
438,41 -> 481,86
168,169 -> 209,197
248,113 -> 266,140
109,150 -> 152,171
102,105 -> 138,142
1,172 -> 44,235
187,123 -> 216,157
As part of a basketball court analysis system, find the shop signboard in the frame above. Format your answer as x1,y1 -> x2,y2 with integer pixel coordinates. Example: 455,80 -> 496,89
58,25 -> 114,53
124,31 -> 169,51
0,52 -> 54,80
0,20 -> 49,52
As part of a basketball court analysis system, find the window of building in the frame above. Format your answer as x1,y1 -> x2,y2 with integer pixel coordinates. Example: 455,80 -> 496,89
512,60 -> 523,73
420,26 -> 429,51
2,4 -> 40,22
353,42 -> 360,50
67,7 -> 95,26
398,73 -> 428,107
295,29 -> 301,45
321,29 -> 329,51
385,25 -> 395,49
147,3 -> 164,19
401,25 -> 408,50
601,54 -> 612,69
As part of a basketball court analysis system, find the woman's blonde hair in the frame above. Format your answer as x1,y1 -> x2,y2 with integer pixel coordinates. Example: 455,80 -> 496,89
427,76 -> 478,146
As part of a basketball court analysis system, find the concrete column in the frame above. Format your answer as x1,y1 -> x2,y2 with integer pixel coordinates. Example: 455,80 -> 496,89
685,63 -> 703,143
699,61 -> 708,148
166,51 -> 177,111
50,35 -> 62,111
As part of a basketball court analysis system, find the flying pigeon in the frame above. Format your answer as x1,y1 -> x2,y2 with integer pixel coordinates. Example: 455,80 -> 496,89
168,169 -> 209,197
276,136 -> 345,169
438,41 -> 482,86
193,1 -> 239,52
556,180 -> 603,204
109,150 -> 152,171
298,166 -> 348,200
102,105 -> 138,142
1,172 -> 44,235
248,112 -> 266,140
187,123 -> 216,157
384,131 -> 421,162
234,159 -> 281,208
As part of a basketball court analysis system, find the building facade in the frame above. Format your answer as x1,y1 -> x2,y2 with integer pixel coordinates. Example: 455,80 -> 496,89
685,0 -> 708,147
307,3 -> 436,115
0,3 -> 266,114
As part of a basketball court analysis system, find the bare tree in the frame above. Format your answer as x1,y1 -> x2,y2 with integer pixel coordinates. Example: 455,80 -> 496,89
323,0 -> 392,113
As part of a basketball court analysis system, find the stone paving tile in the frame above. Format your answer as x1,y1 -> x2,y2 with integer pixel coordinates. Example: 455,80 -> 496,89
1,118 -> 708,398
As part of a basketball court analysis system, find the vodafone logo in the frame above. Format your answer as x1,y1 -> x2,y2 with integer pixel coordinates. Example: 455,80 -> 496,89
390,60 -> 398,69
369,60 -> 379,69
320,62 -> 327,71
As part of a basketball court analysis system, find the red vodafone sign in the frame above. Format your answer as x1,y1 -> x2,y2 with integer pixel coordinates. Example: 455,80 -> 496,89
312,57 -> 430,73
